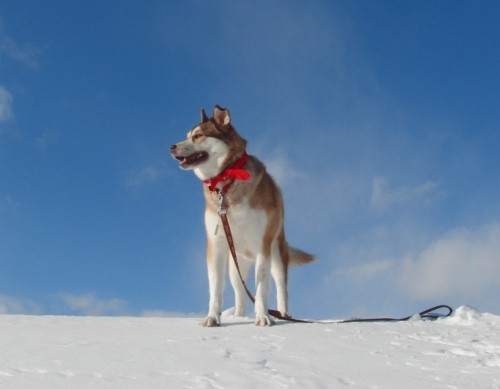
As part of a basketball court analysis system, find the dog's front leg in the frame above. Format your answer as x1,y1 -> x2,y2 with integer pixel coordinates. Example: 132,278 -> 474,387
201,232 -> 228,327
229,254 -> 251,317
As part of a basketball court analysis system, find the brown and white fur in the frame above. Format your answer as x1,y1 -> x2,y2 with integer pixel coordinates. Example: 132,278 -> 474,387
170,105 -> 314,326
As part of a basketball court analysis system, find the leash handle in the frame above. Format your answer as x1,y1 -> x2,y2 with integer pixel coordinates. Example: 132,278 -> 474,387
338,304 -> 454,323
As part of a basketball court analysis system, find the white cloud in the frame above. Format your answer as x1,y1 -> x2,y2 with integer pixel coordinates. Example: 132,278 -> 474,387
261,149 -> 307,188
0,27 -> 40,69
0,86 -> 13,122
125,162 -> 169,188
0,195 -> 19,216
58,293 -> 129,316
36,131 -> 58,153
0,295 -> 42,314
370,176 -> 443,210
397,224 -> 500,300
140,310 -> 202,318
337,259 -> 395,282
324,223 -> 500,315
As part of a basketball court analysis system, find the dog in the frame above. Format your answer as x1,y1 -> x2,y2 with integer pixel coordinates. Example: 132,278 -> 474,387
170,105 -> 314,326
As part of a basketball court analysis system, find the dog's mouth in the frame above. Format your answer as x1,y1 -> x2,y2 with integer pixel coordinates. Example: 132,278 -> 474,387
175,151 -> 209,168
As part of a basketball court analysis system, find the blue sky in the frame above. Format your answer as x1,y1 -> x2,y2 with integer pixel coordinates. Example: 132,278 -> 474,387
1,0 -> 499,318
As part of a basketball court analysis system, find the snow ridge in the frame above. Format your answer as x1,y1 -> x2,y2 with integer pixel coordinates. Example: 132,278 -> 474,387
0,306 -> 499,388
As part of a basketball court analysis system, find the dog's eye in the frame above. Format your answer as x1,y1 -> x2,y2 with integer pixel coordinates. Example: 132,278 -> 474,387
192,133 -> 203,141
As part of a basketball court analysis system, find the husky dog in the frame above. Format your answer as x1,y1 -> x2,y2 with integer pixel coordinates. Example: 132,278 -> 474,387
170,105 -> 314,326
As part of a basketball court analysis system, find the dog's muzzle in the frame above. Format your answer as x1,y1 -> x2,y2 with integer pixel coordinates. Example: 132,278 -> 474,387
170,144 -> 208,169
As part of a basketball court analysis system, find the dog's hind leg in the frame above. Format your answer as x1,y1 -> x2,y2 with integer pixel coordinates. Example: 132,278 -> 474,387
271,240 -> 289,317
254,253 -> 274,326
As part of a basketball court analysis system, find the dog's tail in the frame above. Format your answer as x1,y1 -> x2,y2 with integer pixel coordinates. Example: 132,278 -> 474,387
288,246 -> 315,265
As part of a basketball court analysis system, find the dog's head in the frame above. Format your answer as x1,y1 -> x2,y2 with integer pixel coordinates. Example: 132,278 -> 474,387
170,105 -> 247,180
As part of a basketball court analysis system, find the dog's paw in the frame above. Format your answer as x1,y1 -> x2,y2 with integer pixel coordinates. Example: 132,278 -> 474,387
234,306 -> 246,317
255,314 -> 275,327
200,316 -> 221,327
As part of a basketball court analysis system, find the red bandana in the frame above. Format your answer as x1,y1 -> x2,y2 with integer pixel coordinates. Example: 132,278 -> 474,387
203,152 -> 250,193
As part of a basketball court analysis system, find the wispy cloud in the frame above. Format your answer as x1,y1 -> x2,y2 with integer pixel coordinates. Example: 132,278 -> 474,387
0,23 -> 41,70
261,148 -> 307,188
337,259 -> 395,282
125,161 -> 169,189
0,85 -> 13,123
0,295 -> 42,314
36,131 -> 58,153
397,224 -> 500,301
140,310 -> 202,318
57,292 -> 129,316
0,195 -> 19,216
328,222 -> 500,314
370,176 -> 444,210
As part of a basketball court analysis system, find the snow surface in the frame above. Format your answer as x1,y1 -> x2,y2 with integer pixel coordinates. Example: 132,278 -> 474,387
1,306 -> 499,389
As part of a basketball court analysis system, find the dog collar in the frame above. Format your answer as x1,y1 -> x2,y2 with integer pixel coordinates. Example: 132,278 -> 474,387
203,152 -> 250,193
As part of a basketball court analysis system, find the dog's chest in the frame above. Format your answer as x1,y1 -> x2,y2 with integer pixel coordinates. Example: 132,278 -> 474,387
206,200 -> 269,255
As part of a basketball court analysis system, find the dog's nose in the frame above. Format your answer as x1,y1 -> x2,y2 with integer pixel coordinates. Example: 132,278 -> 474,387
170,144 -> 177,150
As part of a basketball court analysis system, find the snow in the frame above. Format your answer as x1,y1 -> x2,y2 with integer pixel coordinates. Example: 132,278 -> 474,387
1,306 -> 499,388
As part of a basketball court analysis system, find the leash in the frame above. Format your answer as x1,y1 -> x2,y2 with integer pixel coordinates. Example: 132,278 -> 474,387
216,191 -> 314,324
206,155 -> 453,325
216,190 -> 453,324
337,304 -> 454,323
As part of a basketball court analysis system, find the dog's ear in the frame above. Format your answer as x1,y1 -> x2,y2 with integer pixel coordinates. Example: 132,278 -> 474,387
213,105 -> 231,127
200,108 -> 209,123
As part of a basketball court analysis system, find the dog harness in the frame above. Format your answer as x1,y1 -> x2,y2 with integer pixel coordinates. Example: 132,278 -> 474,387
203,152 -> 250,193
